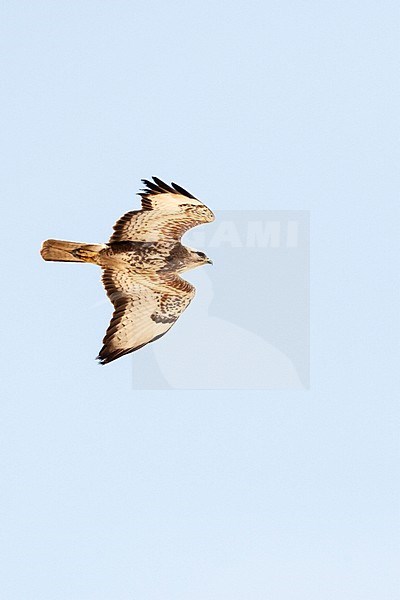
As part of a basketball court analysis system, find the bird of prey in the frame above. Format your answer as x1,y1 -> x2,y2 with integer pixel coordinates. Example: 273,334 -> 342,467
40,177 -> 215,364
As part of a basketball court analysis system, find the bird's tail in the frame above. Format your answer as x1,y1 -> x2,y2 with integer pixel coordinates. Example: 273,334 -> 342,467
40,239 -> 106,263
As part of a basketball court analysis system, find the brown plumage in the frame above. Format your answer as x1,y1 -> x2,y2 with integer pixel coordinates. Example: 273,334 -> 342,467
40,177 -> 215,364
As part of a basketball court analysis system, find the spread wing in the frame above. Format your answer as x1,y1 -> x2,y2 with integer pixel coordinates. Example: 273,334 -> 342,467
109,177 -> 214,243
97,268 -> 195,364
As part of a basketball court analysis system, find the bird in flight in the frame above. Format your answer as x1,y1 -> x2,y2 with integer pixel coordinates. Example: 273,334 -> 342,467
41,177 -> 215,364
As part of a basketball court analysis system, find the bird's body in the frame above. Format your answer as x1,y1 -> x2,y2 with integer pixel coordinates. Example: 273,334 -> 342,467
41,178 -> 214,364
92,240 -> 200,274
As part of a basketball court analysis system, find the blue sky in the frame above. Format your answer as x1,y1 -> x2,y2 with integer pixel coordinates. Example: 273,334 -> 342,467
1,1 -> 398,598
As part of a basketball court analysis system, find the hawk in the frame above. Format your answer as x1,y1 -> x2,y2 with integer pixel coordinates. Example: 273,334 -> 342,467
40,177 -> 215,364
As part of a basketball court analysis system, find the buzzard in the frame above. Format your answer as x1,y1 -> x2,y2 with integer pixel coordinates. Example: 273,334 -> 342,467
40,177 -> 215,364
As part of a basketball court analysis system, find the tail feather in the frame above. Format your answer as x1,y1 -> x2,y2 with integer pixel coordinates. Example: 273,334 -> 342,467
40,239 -> 105,262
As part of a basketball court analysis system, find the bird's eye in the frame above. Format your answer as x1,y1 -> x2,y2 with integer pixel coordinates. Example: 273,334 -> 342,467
197,252 -> 206,258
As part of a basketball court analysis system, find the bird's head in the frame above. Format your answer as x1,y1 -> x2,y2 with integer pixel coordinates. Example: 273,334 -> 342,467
181,248 -> 213,272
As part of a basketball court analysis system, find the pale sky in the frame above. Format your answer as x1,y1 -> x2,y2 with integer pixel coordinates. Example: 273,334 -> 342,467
1,1 -> 398,598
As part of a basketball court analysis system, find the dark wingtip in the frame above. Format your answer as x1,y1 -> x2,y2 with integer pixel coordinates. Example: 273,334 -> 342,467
96,350 -> 125,365
96,346 -> 126,365
171,181 -> 197,199
152,177 -> 175,193
96,331 -> 170,365
96,352 -> 108,365
96,343 -> 145,365
139,177 -> 197,199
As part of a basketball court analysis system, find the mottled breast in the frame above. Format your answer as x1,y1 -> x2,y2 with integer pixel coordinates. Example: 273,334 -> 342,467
99,241 -> 180,273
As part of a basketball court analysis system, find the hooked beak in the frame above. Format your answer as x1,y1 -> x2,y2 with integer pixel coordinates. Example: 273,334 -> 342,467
206,257 -> 213,265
